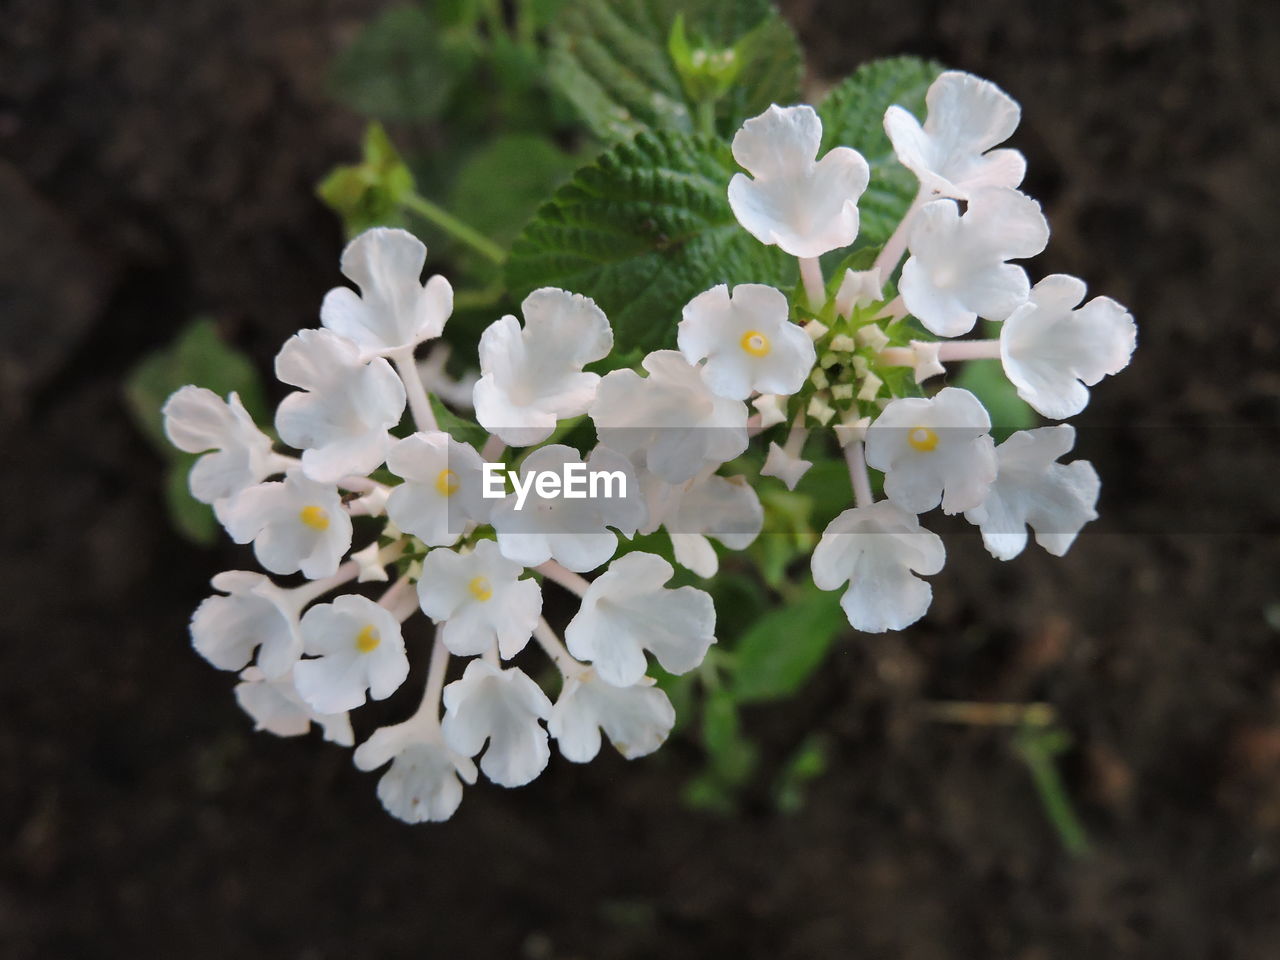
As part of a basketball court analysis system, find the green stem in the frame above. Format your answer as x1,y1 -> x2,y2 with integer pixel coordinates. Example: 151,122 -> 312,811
1014,727 -> 1092,857
697,99 -> 717,137
401,192 -> 506,266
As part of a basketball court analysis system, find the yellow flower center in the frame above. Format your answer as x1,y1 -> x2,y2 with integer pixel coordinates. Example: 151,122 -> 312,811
467,575 -> 493,602
435,468 -> 460,497
907,427 -> 939,452
354,624 -> 380,653
299,505 -> 330,531
740,329 -> 771,357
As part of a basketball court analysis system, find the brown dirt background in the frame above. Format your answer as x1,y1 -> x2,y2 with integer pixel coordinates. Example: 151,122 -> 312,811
3,0 -> 1280,957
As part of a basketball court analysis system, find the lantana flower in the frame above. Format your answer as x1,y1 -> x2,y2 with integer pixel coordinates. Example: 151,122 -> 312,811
234,666 -> 354,746
864,387 -> 997,515
490,444 -> 644,572
162,386 -> 275,507
1000,274 -> 1138,419
549,670 -> 675,763
591,350 -> 749,484
639,470 -> 763,578
964,425 -> 1101,560
190,570 -> 301,679
812,501 -> 946,632
417,540 -> 542,659
385,431 -> 489,546
564,552 -> 716,688
274,329 -> 406,483
441,660 -> 553,788
354,719 -> 478,824
677,283 -> 816,400
899,186 -> 1049,337
884,70 -> 1026,200
727,104 -> 870,258
473,287 -> 613,446
293,594 -> 409,714
319,227 -> 454,357
221,469 -> 353,578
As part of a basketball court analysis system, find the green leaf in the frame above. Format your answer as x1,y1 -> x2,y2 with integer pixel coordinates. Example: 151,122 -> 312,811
548,0 -> 802,141
164,457 -> 218,546
428,395 -> 490,451
818,56 -> 943,247
328,4 -> 476,122
506,130 -> 795,355
700,688 -> 757,784
729,586 -> 846,703
773,732 -> 829,813
123,318 -> 267,454
317,122 -> 416,237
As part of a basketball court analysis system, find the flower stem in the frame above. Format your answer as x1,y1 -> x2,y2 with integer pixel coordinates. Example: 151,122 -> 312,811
844,439 -> 874,509
391,348 -> 439,433
935,339 -> 1001,361
418,633 -> 451,728
533,617 -> 584,680
401,191 -> 506,266
536,560 -> 591,597
873,184 -> 926,281
798,257 -> 825,311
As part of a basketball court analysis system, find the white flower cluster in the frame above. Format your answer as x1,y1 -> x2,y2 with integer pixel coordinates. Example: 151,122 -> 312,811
723,72 -> 1135,633
164,70 -> 1134,823
165,228 -> 755,822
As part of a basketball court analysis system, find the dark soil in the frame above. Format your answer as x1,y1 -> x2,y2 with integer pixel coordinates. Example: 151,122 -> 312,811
3,1 -> 1280,957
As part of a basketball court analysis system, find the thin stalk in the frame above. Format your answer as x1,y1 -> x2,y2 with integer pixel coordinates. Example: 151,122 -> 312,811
391,348 -> 439,433
843,439 -> 874,509
798,257 -> 825,311
402,192 -> 505,266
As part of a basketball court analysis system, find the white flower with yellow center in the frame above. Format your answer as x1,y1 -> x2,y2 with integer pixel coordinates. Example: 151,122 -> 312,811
549,670 -> 675,763
385,431 -> 488,547
964,425 -> 1101,561
162,386 -> 275,507
293,594 -> 409,714
353,719 -> 477,824
727,104 -> 870,258
1000,274 -> 1137,420
812,500 -> 946,632
190,570 -> 301,679
864,387 -> 997,515
473,287 -> 613,446
677,283 -> 816,400
221,469 -> 353,578
590,350 -> 749,484
564,552 -> 716,688
884,70 -> 1026,200
233,666 -> 354,746
899,186 -> 1049,337
274,329 -> 406,483
319,227 -> 454,357
490,444 -> 645,572
441,660 -> 553,788
417,540 -> 542,659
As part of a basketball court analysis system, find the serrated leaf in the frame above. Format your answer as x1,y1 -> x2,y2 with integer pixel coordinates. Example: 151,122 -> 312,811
448,134 -> 579,249
818,56 -> 943,247
729,586 -> 846,703
548,0 -> 802,141
506,130 -> 795,355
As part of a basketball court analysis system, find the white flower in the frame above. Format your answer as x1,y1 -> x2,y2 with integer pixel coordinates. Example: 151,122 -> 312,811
677,283 -> 816,400
864,387 -> 997,515
350,540 -> 390,583
416,343 -> 477,410
442,660 -> 552,788
964,425 -> 1100,560
473,288 -> 613,446
752,393 -> 788,429
293,594 -> 409,714
385,431 -> 489,546
353,720 -> 477,824
884,70 -> 1026,200
640,471 -> 763,578
417,540 -> 542,659
221,469 -> 353,578
274,329 -> 406,483
190,570 -> 301,678
233,666 -> 354,746
835,267 -> 884,318
564,552 -> 716,688
899,187 -> 1049,337
590,350 -> 749,484
761,441 -> 813,491
549,670 -> 675,763
162,386 -> 275,505
490,444 -> 644,572
1000,274 -> 1137,419
812,500 -> 946,632
319,227 -> 453,357
727,104 -> 870,258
